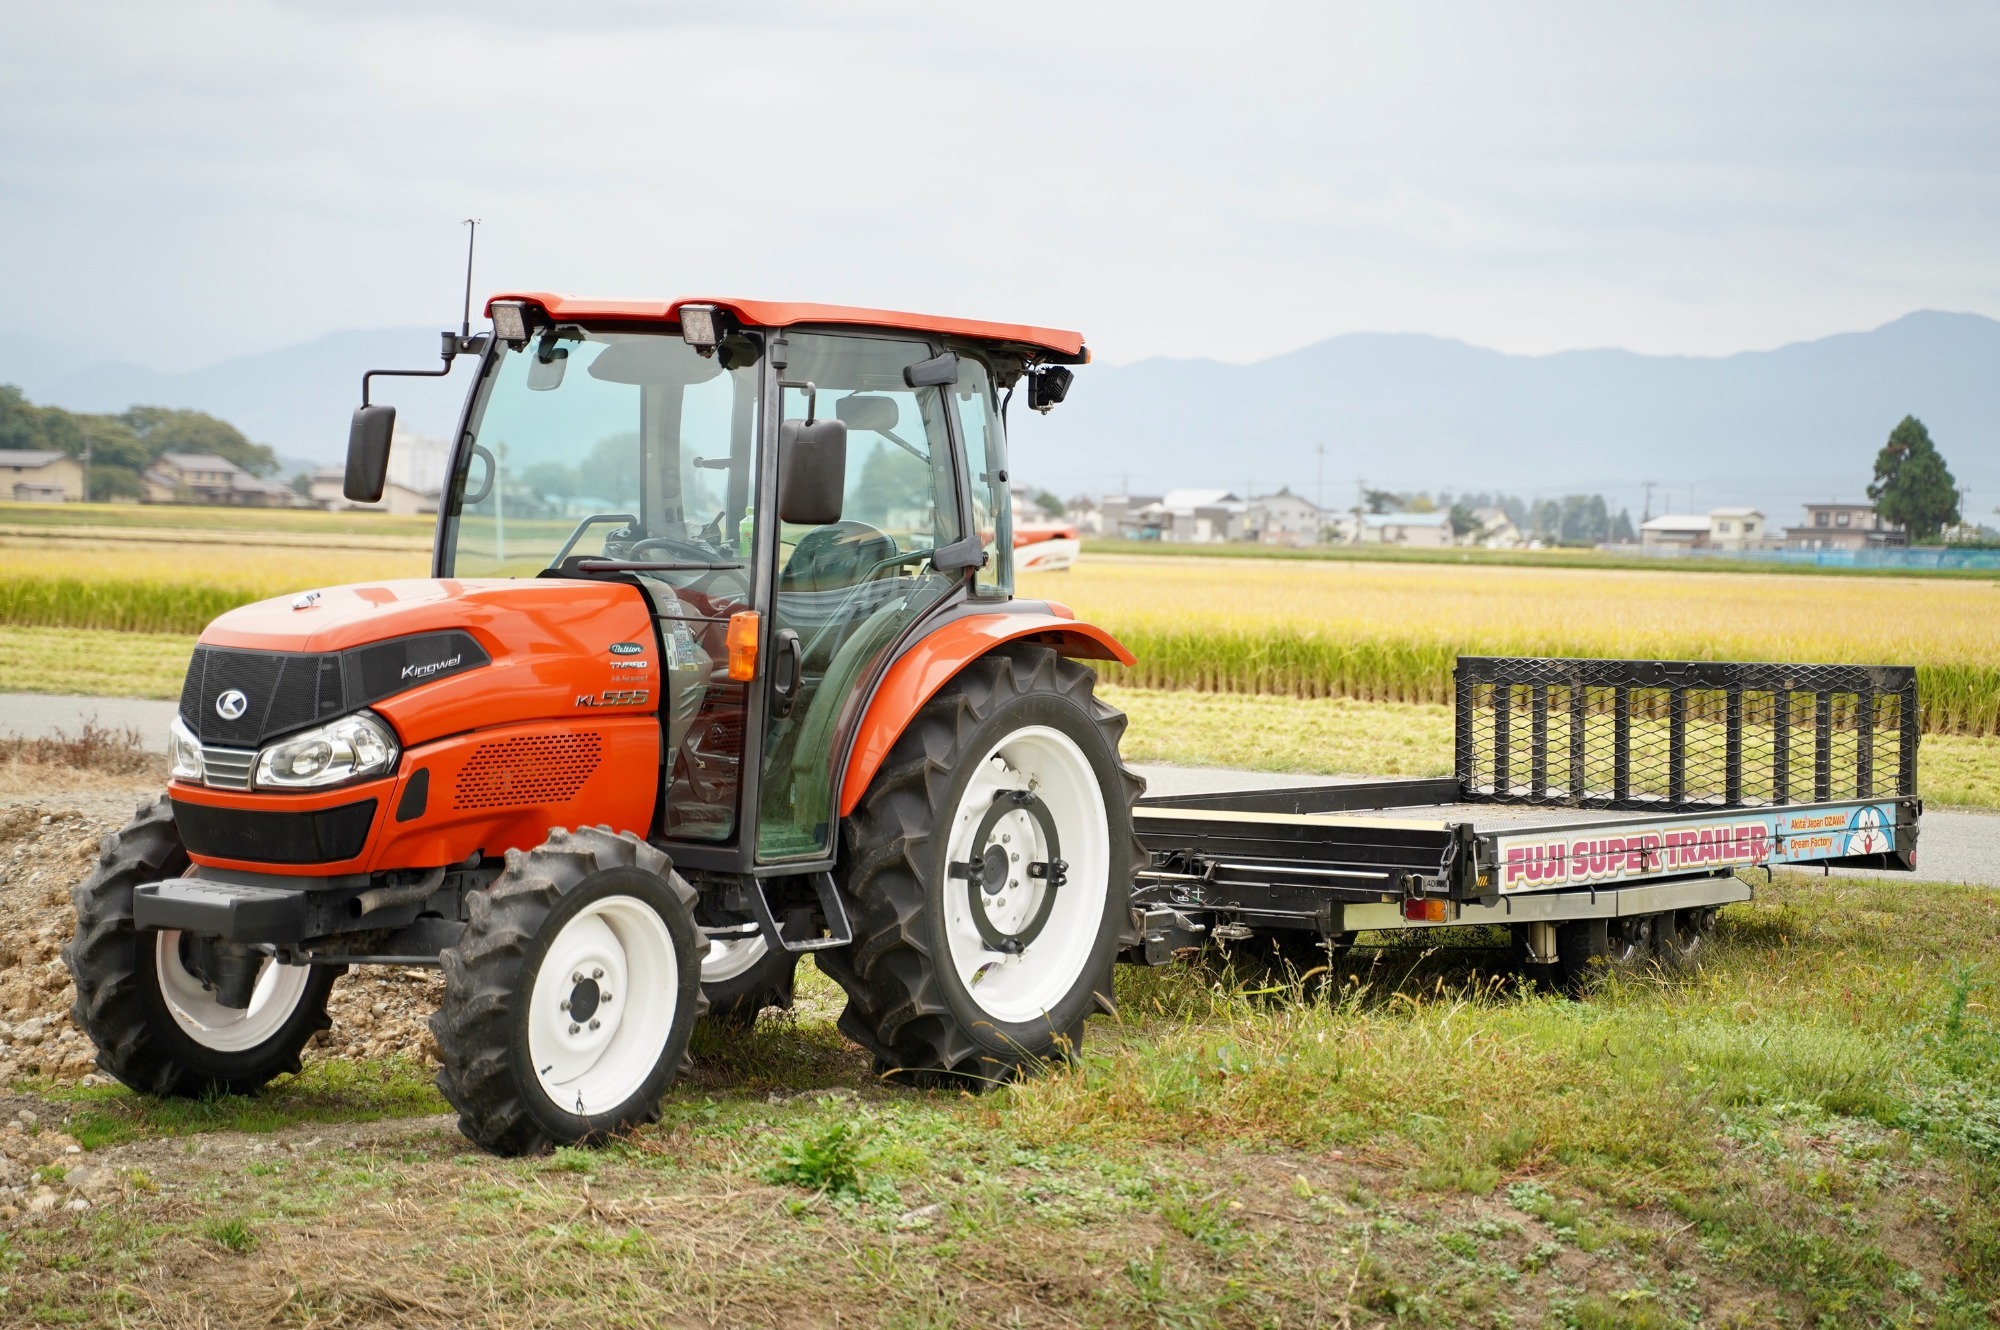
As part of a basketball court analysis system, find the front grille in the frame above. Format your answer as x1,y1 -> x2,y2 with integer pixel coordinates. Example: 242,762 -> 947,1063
199,745 -> 256,790
172,797 -> 379,865
178,632 -> 490,748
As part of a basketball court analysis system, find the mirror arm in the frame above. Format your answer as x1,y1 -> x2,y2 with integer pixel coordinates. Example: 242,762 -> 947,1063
777,379 -> 818,423
361,332 -> 489,405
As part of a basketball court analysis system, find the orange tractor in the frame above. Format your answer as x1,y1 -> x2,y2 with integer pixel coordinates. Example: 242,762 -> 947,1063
63,295 -> 1145,1153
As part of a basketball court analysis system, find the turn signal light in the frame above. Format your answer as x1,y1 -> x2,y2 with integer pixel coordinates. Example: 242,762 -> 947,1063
727,611 -> 759,682
1403,898 -> 1449,923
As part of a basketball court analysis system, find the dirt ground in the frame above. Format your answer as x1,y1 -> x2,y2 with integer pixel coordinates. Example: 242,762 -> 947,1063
0,782 -> 444,1088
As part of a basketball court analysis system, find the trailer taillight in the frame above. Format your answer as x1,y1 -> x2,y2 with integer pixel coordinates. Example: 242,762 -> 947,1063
1403,898 -> 1449,923
727,611 -> 759,682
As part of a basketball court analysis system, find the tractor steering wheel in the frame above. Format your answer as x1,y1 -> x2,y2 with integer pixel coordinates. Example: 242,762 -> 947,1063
628,534 -> 727,563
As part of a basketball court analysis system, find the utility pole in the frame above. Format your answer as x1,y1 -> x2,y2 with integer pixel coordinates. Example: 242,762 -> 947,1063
1641,480 -> 1655,524
1314,443 -> 1326,517
80,438 -> 91,504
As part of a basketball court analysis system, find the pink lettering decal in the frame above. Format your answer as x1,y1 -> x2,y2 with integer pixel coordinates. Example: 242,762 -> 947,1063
1506,846 -> 1526,884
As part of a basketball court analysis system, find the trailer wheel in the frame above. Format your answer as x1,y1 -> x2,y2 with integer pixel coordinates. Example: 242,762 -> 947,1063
820,645 -> 1146,1087
62,794 -> 339,1097
1654,907 -> 1717,970
431,827 -> 704,1155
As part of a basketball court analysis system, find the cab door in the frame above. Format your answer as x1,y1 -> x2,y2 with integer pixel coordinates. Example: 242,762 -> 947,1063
755,332 -> 967,861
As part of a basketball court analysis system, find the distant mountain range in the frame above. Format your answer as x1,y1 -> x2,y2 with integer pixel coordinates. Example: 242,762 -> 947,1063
7,311 -> 1996,523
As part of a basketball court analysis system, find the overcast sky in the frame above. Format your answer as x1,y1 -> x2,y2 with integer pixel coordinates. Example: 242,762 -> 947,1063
4,1 -> 1998,372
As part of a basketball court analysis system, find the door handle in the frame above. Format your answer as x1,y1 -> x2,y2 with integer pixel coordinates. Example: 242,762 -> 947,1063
770,629 -> 803,717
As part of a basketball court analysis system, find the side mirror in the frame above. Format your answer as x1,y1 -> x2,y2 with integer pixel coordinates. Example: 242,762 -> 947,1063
778,418 -> 847,526
904,352 -> 960,388
344,404 -> 395,502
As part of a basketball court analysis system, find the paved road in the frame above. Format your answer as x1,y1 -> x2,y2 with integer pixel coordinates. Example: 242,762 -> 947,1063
5,695 -> 1991,887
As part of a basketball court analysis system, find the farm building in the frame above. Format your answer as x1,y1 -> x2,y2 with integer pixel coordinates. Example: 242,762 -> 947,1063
1356,511 -> 1451,547
1785,502 -> 1906,551
0,448 -> 83,502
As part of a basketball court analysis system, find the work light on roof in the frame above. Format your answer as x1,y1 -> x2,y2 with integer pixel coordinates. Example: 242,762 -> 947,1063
490,301 -> 530,346
678,303 -> 719,355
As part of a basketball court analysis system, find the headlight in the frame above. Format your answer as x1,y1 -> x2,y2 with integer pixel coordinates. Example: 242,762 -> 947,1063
254,712 -> 398,790
169,715 -> 203,782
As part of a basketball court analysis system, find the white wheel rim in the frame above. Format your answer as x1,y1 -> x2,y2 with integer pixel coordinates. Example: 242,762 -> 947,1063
526,894 -> 679,1117
941,725 -> 1110,1025
701,931 -> 768,984
153,930 -> 312,1053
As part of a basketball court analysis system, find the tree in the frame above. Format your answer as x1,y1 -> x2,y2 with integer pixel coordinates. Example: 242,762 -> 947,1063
1611,509 -> 1636,544
1031,489 -> 1064,518
122,406 -> 279,477
1868,416 -> 1959,543
1447,501 -> 1480,539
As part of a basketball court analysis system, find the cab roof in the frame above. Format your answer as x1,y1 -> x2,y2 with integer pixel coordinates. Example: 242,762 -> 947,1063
485,292 -> 1087,363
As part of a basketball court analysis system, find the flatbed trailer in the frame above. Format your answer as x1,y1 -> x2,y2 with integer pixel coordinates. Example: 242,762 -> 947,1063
1122,657 -> 1921,974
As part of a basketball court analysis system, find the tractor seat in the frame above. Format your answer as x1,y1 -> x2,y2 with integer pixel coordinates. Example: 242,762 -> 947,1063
778,521 -> 898,593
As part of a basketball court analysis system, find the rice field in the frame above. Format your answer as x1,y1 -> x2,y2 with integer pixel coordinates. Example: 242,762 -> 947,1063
3,518 -> 1997,736
1021,554 -> 2000,736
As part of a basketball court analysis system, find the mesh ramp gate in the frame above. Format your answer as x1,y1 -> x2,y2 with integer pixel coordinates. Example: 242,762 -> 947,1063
1455,658 -> 1918,812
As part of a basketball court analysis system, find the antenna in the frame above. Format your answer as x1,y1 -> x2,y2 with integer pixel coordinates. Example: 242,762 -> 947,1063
460,218 -> 481,342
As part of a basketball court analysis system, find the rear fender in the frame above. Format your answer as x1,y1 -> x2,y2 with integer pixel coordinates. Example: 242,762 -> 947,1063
836,611 -> 1133,817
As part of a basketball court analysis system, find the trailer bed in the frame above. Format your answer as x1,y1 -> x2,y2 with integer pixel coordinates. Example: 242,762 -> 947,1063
1122,657 -> 1922,960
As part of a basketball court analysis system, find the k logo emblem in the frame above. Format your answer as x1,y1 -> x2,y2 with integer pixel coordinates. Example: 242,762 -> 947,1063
215,689 -> 249,721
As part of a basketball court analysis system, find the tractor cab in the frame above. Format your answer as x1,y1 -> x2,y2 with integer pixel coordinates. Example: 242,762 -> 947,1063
413,297 -> 1080,868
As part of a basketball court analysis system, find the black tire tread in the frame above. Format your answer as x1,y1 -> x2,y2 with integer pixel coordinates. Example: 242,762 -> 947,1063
61,794 -> 336,1097
818,645 -> 1146,1087
429,825 -> 706,1155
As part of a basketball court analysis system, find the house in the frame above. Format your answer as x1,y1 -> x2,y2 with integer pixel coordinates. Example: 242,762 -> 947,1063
1640,514 -> 1713,550
1243,489 -> 1324,546
1469,506 -> 1522,548
1356,511 -> 1450,547
0,449 -> 84,502
141,453 -> 301,507
308,468 -> 439,516
1154,489 -> 1247,543
1785,502 -> 1906,551
1706,506 -> 1767,552
1095,493 -> 1163,539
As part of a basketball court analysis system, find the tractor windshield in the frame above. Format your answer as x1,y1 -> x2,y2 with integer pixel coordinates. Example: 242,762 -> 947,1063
440,328 -> 760,604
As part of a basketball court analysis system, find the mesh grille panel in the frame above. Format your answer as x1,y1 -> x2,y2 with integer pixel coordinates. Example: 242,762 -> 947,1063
1455,658 -> 1917,811
452,732 -> 603,810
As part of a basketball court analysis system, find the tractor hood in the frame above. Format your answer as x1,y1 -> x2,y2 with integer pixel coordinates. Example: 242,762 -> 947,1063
185,578 -> 658,750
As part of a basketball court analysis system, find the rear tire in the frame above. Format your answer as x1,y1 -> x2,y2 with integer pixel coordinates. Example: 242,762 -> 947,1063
62,795 -> 338,1097
431,826 -> 704,1155
820,645 -> 1146,1087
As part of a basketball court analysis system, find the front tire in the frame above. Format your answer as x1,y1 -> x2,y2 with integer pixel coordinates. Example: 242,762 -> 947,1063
63,795 -> 338,1097
431,827 -> 704,1155
820,645 -> 1146,1087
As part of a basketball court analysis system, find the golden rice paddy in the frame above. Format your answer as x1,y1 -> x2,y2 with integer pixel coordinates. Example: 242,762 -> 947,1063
1021,554 -> 2000,735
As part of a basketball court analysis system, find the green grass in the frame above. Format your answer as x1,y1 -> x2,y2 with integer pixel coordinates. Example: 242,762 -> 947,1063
0,625 -> 193,699
1104,683 -> 2000,809
0,498 -> 436,538
44,1056 -> 444,1149
10,874 -> 2000,1325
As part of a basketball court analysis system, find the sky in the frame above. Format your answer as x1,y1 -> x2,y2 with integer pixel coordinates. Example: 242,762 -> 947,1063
4,1 -> 1999,374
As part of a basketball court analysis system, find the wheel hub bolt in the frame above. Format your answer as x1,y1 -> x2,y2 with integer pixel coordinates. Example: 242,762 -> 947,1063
591,967 -> 603,980
560,999 -> 570,1012
568,1023 -> 580,1035
588,1018 -> 601,1031
601,992 -> 613,1003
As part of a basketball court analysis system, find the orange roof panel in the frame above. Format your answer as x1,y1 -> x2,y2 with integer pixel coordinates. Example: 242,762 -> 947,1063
484,292 -> 1086,361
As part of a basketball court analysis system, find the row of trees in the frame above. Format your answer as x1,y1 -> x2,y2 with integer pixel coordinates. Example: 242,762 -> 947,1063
0,385 -> 279,500
1369,488 -> 1637,547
